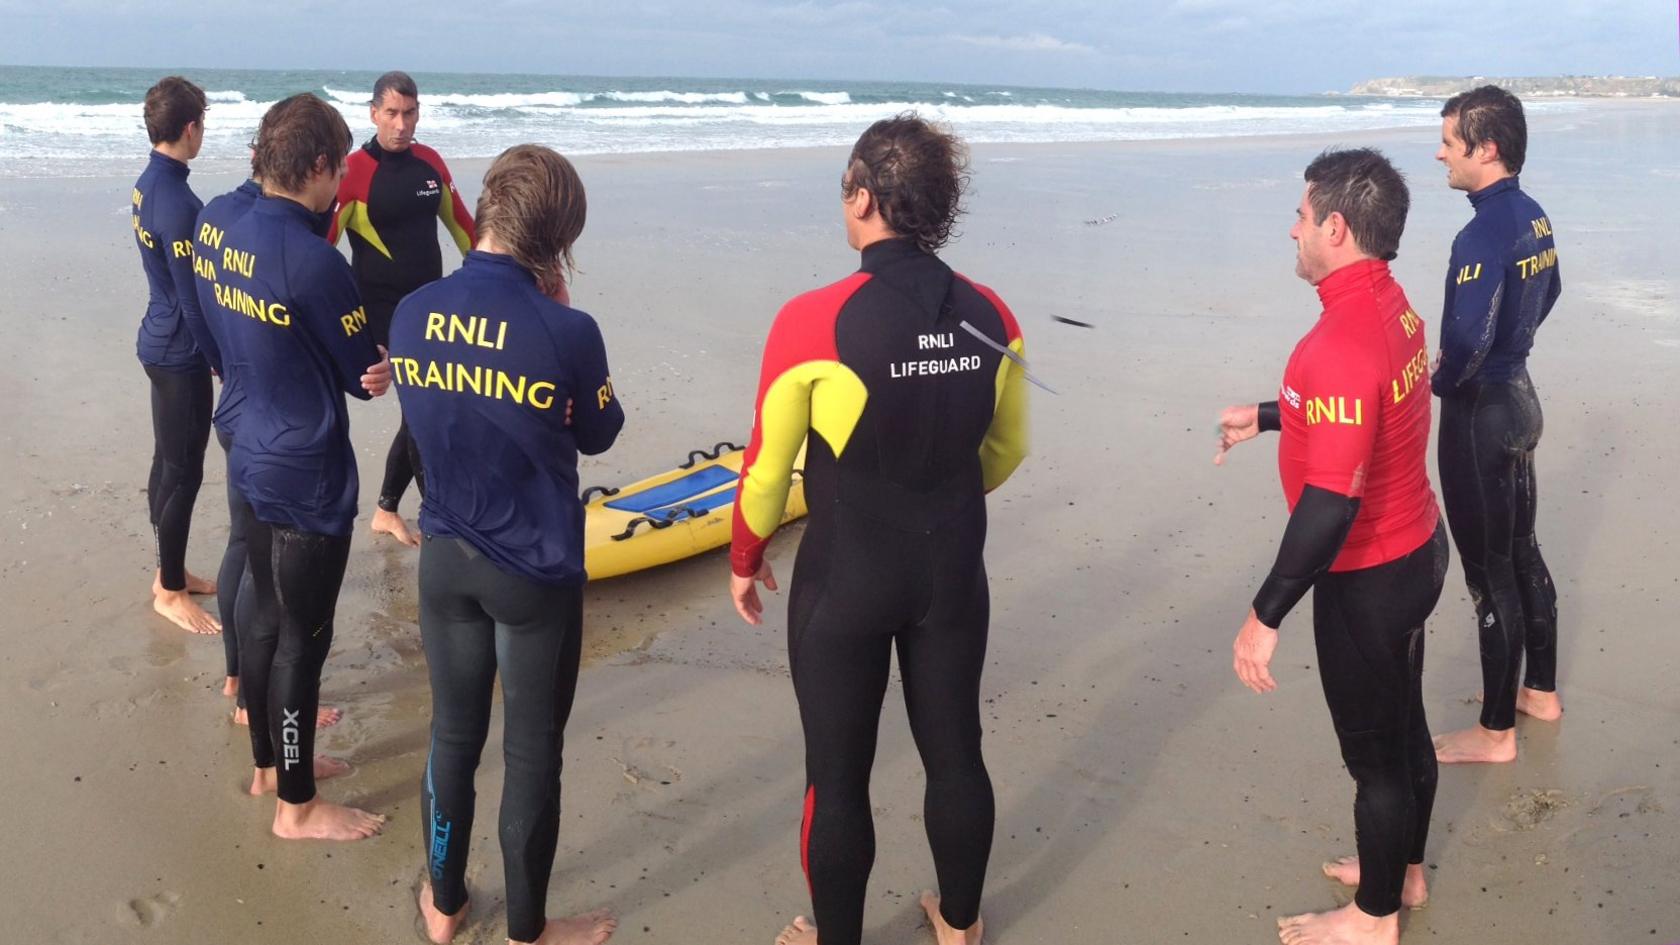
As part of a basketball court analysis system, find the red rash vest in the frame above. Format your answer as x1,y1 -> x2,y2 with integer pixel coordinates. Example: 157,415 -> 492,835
1277,258 -> 1438,572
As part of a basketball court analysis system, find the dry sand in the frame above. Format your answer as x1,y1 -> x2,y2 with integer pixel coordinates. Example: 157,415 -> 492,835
1,100 -> 1676,943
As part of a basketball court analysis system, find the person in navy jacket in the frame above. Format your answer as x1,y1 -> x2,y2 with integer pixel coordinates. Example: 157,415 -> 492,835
208,93 -> 392,841
131,76 -> 220,635
390,144 -> 621,945
1428,86 -> 1564,766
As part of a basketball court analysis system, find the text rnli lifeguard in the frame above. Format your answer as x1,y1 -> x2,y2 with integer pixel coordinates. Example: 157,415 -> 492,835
390,311 -> 563,411
890,331 -> 984,378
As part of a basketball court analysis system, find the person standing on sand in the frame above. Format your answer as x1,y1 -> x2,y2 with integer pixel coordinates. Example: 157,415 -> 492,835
390,145 -> 622,945
192,132 -> 344,732
130,75 -> 221,635
1426,86 -> 1564,766
328,70 -> 475,549
1217,148 -> 1447,945
212,93 -> 391,841
728,114 -> 1029,945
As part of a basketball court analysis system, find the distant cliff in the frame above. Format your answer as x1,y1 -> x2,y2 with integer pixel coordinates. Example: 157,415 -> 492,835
1350,76 -> 1680,98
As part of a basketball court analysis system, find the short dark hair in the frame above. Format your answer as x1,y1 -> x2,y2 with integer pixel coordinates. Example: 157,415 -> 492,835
1303,147 -> 1410,262
254,94 -> 353,193
842,113 -> 969,254
1441,85 -> 1527,175
372,71 -> 419,108
144,76 -> 207,145
474,144 -> 588,295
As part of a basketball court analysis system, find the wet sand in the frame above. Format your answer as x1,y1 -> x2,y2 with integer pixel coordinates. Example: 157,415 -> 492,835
1,100 -> 1677,943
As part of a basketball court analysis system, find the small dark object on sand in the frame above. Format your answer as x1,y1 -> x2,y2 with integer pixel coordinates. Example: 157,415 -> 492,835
1051,315 -> 1095,328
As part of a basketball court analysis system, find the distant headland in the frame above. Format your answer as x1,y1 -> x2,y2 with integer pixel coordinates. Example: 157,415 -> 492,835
1349,76 -> 1680,98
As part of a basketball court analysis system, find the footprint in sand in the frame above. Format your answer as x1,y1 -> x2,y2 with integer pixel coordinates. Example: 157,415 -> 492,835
1497,788 -> 1569,831
125,891 -> 180,927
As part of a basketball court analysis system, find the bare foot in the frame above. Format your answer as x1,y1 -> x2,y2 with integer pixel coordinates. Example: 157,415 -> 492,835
1278,901 -> 1399,944
920,890 -> 984,945
233,705 -> 342,728
419,880 -> 468,944
248,757 -> 353,795
1515,687 -> 1563,721
155,569 -> 217,596
774,916 -> 816,945
1476,688 -> 1564,722
223,675 -> 239,698
271,796 -> 385,841
519,908 -> 617,945
154,588 -> 222,634
1433,724 -> 1517,764
371,508 -> 420,548
1321,857 -> 1428,908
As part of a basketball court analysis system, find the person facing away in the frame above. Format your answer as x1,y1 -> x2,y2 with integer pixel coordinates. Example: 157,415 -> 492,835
213,92 -> 393,842
728,113 -> 1029,945
389,143 -> 622,945
1216,147 -> 1447,945
1426,85 -> 1563,766
329,69 -> 476,549
131,74 -> 222,636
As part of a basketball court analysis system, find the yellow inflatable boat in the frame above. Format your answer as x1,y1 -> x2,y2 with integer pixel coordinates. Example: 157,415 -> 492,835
582,441 -> 808,580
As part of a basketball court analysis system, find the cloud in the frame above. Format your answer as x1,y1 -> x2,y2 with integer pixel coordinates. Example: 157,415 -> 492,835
950,32 -> 1095,54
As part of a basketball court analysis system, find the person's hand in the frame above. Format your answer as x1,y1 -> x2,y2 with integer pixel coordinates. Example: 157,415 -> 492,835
1214,404 -> 1260,465
731,561 -> 778,626
565,398 -> 574,426
1430,349 -> 1442,378
1233,608 -> 1279,693
363,345 -> 393,396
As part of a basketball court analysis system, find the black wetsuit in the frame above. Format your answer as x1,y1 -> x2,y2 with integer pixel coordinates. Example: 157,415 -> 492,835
390,251 -> 622,942
209,193 -> 381,802
131,150 -> 213,592
729,237 -> 1030,945
330,138 -> 475,516
1433,176 -> 1561,731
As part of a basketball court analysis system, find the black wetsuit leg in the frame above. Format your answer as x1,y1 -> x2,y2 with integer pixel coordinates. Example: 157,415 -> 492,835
790,502 -> 994,945
367,298 -> 419,513
214,430 -> 257,707
1312,523 -> 1448,918
143,365 -> 212,591
418,535 -> 582,944
1438,371 -> 1556,731
241,516 -> 350,802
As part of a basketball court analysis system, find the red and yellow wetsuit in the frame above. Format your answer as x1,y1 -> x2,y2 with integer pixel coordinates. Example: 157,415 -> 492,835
328,138 -> 474,338
728,235 -> 1027,945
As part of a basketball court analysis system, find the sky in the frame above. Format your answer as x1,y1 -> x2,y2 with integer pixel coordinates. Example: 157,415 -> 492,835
1,0 -> 1674,94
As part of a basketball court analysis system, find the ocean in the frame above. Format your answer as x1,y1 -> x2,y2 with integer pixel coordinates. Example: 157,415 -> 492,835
0,65 -> 1557,177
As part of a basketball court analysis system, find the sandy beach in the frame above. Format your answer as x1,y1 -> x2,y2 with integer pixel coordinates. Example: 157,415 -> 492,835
1,99 -> 1676,943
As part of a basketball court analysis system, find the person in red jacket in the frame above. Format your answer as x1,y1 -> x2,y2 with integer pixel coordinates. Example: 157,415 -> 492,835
328,70 -> 474,548
1217,148 -> 1448,945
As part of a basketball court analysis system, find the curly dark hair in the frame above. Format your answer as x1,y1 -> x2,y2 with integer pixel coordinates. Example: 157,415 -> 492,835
253,93 -> 353,193
842,113 -> 969,254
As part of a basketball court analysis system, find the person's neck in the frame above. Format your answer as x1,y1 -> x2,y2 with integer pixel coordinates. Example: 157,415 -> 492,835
474,233 -> 507,255
263,183 -> 319,211
1468,169 -> 1515,193
154,140 -> 193,164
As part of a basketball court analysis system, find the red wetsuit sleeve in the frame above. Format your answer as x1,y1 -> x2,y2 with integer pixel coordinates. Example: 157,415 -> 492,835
963,278 -> 1028,492
327,151 -> 373,246
729,274 -> 868,577
1297,336 -> 1382,498
414,145 -> 475,255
